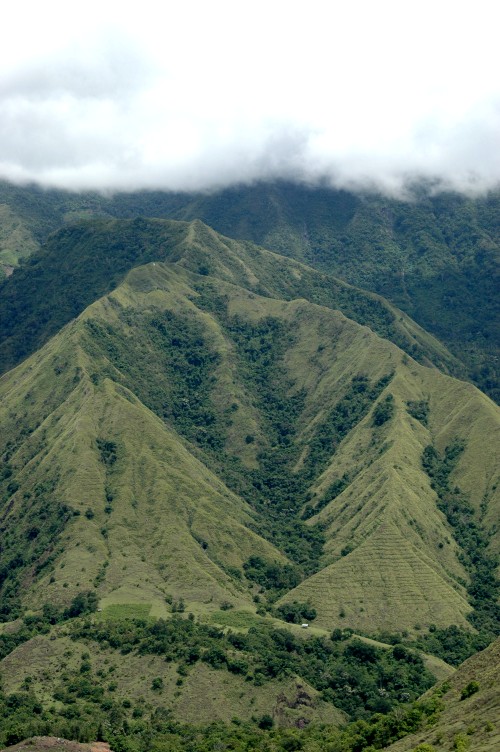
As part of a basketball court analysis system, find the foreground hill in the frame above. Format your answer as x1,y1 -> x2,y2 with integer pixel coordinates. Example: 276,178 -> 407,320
0,629 -> 346,730
387,637 -> 500,752
1,635 -> 498,750
1,224 -> 498,634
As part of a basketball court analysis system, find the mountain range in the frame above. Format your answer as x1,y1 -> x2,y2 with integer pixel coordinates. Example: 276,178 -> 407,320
0,187 -> 499,750
0,180 -> 498,401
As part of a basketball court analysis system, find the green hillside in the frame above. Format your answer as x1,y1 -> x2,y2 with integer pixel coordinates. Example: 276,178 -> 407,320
1,234 -> 498,633
0,180 -> 498,400
0,300 -> 287,618
165,182 -> 500,402
386,637 -> 500,752
0,216 -> 498,750
0,217 -> 459,378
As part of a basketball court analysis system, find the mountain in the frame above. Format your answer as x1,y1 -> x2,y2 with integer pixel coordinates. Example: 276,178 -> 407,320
1,219 -> 498,636
1,180 -> 498,401
152,182 -> 500,403
0,217 -> 460,379
0,214 -> 499,749
0,285 -> 285,617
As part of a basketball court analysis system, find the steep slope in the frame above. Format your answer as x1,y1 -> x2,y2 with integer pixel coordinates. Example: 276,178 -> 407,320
0,298 -> 287,617
2,252 -> 498,632
167,182 -> 500,402
0,217 -> 459,378
0,180 -> 498,397
387,637 -> 500,752
279,361 -> 500,632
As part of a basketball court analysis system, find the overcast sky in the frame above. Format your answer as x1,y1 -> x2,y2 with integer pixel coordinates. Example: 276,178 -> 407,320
1,0 -> 499,196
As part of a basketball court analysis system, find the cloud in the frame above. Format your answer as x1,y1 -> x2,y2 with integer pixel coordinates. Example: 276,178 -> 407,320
1,0 -> 500,196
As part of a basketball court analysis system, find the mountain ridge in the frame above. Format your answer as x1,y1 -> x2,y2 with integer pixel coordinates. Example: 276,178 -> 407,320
0,214 -> 499,750
1,239 -> 498,633
1,179 -> 497,400
0,217 -> 461,379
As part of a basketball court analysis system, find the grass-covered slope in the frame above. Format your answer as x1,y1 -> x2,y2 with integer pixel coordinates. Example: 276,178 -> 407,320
1,249 -> 498,634
0,297 -> 287,618
0,180 -> 498,398
279,361 -> 500,633
387,637 -> 500,752
168,182 -> 500,402
0,218 -> 460,378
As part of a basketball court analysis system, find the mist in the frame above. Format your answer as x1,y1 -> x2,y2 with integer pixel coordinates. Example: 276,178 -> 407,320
2,0 -> 499,196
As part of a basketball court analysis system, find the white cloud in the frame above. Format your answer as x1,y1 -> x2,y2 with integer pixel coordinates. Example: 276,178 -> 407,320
1,0 -> 499,195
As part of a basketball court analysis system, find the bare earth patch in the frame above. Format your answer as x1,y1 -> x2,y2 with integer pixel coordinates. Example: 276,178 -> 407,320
1,738 -> 111,752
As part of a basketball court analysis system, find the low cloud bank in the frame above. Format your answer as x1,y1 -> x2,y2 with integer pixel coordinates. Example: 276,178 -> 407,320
1,1 -> 499,197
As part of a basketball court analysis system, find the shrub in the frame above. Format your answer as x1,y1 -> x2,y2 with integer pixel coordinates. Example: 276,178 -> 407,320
460,681 -> 480,700
372,394 -> 395,426
258,714 -> 274,730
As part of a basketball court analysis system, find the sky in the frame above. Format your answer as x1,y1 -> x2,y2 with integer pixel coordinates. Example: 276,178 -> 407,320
1,0 -> 499,196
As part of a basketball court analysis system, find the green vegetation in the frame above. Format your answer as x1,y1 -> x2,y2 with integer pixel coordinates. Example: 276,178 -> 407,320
1,180 -> 498,399
0,592 -> 97,659
243,557 -> 301,593
67,615 -> 435,717
0,672 -> 447,752
213,314 -> 324,569
366,625 -> 492,668
460,681 -> 480,700
0,611 -> 439,750
422,441 -> 500,636
406,399 -> 429,426
275,602 -> 317,624
0,478 -> 73,620
372,394 -> 395,426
